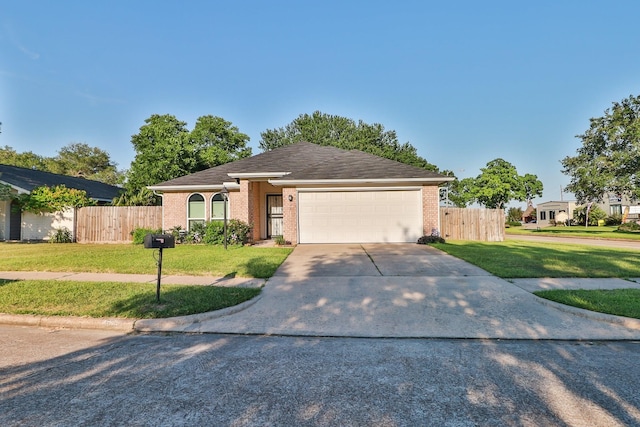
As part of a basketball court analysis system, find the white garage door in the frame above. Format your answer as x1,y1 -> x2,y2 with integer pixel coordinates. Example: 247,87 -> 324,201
298,190 -> 423,243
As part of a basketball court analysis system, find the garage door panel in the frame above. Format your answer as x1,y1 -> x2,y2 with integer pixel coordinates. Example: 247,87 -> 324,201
298,190 -> 423,243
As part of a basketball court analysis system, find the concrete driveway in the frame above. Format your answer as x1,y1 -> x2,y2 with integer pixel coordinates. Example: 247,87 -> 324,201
140,244 -> 640,340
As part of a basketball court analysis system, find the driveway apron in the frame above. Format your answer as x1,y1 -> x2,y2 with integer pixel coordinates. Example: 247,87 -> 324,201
182,244 -> 640,339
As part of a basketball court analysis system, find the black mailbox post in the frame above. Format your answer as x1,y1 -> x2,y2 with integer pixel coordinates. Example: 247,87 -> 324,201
143,234 -> 175,302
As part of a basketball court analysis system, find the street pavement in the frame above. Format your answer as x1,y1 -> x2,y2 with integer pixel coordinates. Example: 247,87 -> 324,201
1,327 -> 639,426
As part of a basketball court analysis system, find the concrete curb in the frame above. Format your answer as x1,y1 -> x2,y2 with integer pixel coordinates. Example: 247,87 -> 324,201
0,313 -> 135,332
0,293 -> 263,333
531,295 -> 640,331
134,293 -> 263,332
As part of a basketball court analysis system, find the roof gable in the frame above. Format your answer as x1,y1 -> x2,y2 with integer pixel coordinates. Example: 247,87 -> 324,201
0,164 -> 122,201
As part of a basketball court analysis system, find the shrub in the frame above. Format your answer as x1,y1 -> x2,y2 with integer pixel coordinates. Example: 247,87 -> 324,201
186,222 -> 206,244
131,227 -> 163,244
417,235 -> 446,244
618,222 -> 640,232
573,205 -> 607,226
49,227 -> 72,243
273,235 -> 286,246
605,215 -> 622,226
505,220 -> 521,227
203,221 -> 225,245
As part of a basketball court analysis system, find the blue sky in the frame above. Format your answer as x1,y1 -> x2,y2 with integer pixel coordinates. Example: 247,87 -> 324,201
2,1 -> 640,205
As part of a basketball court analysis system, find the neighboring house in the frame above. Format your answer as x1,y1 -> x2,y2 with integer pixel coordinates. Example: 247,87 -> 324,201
148,142 -> 453,244
521,201 -> 535,223
536,195 -> 640,227
536,201 -> 577,227
0,164 -> 122,241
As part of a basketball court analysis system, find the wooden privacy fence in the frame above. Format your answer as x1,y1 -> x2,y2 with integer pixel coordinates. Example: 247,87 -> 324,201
440,207 -> 505,242
76,206 -> 163,243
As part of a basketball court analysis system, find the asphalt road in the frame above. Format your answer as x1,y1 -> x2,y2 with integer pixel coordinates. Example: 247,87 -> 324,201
2,326 -> 639,427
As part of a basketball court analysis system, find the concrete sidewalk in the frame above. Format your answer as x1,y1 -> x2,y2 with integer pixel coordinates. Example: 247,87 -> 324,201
2,244 -> 640,339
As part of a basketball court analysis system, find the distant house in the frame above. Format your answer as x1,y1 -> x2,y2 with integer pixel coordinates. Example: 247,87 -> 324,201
0,164 -> 122,241
148,142 -> 453,244
536,195 -> 640,227
536,201 -> 577,227
521,201 -> 536,223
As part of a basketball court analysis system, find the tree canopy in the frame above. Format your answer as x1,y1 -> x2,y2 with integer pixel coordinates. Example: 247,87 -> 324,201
125,114 -> 251,196
450,159 -> 543,209
259,111 -> 438,171
562,94 -> 640,203
0,143 -> 123,185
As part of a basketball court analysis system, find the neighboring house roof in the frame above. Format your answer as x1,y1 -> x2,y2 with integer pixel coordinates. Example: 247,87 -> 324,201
149,141 -> 452,190
0,164 -> 122,202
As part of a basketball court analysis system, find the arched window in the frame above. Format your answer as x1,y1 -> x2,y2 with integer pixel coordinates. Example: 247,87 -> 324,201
211,193 -> 227,221
187,194 -> 205,229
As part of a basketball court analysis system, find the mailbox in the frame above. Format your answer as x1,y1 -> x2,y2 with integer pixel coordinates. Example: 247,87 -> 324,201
143,234 -> 175,249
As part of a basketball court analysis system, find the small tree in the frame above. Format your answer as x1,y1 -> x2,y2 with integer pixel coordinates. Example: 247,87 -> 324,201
573,205 -> 607,226
14,185 -> 96,214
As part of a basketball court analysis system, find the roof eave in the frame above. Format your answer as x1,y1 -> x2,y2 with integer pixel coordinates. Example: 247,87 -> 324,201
269,177 -> 454,186
147,182 -> 241,192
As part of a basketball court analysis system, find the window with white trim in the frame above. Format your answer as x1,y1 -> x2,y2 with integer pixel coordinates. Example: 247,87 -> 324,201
187,194 -> 205,229
211,193 -> 227,221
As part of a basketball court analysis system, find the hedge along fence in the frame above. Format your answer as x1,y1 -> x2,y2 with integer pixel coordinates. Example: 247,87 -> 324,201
76,206 -> 162,243
439,207 -> 505,242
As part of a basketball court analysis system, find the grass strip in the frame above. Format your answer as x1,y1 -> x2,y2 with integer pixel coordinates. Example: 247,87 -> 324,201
432,240 -> 640,278
0,279 -> 261,319
534,289 -> 640,319
506,225 -> 640,240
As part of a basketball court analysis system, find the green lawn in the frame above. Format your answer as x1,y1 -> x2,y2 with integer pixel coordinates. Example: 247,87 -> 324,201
0,278 -> 260,319
534,288 -> 640,319
506,225 -> 640,240
0,243 -> 293,278
432,240 -> 640,278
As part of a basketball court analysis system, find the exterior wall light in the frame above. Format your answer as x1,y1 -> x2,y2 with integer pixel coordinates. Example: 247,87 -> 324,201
288,195 -> 293,202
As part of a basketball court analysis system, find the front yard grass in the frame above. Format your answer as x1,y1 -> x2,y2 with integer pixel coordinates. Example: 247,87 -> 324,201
431,240 -> 640,278
0,278 -> 261,319
0,243 -> 293,278
506,225 -> 640,240
534,289 -> 640,320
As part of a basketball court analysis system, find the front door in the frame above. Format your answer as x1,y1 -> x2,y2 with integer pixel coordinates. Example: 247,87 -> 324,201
267,195 -> 283,238
9,200 -> 21,240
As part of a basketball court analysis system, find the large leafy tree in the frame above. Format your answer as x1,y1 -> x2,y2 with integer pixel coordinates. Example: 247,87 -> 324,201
453,158 -> 543,209
125,114 -> 251,198
49,143 -> 124,185
562,94 -> 640,203
0,143 -> 123,185
259,111 -> 438,171
190,115 -> 252,169
0,145 -> 49,170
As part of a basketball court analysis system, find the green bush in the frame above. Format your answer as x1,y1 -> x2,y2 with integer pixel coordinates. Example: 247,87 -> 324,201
417,235 -> 446,244
131,227 -> 163,244
573,205 -> 607,226
273,235 -> 286,246
186,222 -> 206,244
49,227 -> 73,243
605,215 -> 622,226
203,221 -> 225,245
505,220 -> 522,227
618,222 -> 640,232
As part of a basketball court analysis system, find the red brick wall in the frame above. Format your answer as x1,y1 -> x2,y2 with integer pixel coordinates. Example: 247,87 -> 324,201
282,187 -> 297,245
422,185 -> 440,236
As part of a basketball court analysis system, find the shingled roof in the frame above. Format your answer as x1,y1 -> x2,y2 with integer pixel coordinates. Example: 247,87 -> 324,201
0,164 -> 122,202
150,142 -> 450,189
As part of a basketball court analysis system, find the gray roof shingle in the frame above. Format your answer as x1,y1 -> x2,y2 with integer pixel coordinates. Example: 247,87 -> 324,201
151,141 -> 449,188
0,164 -> 122,201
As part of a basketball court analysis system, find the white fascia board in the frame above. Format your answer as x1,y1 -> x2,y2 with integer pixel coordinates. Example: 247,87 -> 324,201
147,182 -> 241,192
227,172 -> 291,179
0,180 -> 29,194
270,177 -> 454,186
297,186 -> 423,192
147,184 -> 226,192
